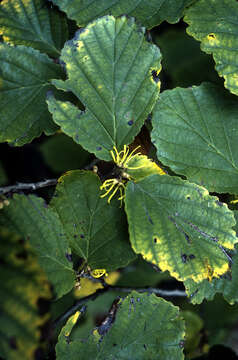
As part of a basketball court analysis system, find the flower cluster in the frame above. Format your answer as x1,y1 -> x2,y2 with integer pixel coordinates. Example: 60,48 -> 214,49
100,145 -> 143,204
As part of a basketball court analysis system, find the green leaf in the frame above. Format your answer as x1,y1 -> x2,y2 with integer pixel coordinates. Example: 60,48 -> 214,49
50,170 -> 136,271
0,44 -> 65,145
197,295 -> 238,347
154,28 -> 221,88
184,211 -> 238,305
56,291 -> 185,360
69,291 -> 120,342
126,153 -> 166,182
184,267 -> 236,306
39,133 -> 91,174
0,228 -> 51,360
0,194 -> 75,298
181,311 -> 203,354
52,0 -> 195,29
125,174 -> 237,283
0,0 -> 68,57
47,15 -> 161,160
151,83 -> 238,194
116,258 -> 170,287
184,0 -> 238,96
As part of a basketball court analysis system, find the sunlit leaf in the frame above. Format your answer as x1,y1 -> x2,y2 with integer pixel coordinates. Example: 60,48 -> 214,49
0,44 -> 64,145
184,0 -> 238,96
152,83 -> 238,194
56,291 -> 185,360
0,195 -> 75,298
50,170 -> 136,271
74,272 -> 120,299
0,228 -> 51,360
184,211 -> 238,305
52,0 -> 195,29
47,15 -> 161,160
126,153 -> 165,182
0,0 -> 68,57
125,174 -> 237,283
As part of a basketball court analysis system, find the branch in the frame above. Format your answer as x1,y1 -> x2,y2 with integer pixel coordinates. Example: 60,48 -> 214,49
111,286 -> 187,297
53,287 -> 108,329
0,179 -> 57,195
53,285 -> 186,329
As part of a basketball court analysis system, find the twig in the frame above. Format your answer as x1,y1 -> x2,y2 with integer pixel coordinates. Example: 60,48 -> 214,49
53,285 -> 186,329
53,288 -> 108,329
111,286 -> 187,297
0,179 -> 58,195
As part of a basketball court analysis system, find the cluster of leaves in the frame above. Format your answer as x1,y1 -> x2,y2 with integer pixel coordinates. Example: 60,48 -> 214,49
1,0 -> 238,358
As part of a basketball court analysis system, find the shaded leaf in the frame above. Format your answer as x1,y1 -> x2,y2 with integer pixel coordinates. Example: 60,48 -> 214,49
50,170 -> 136,271
0,228 -> 51,360
39,133 -> 91,173
0,195 -> 75,298
52,0 -> 195,29
198,294 -> 238,347
181,311 -> 203,355
115,257 -> 170,287
193,345 -> 238,360
152,83 -> 238,193
56,291 -> 185,360
155,28 -> 221,88
184,0 -> 238,96
125,174 -> 237,283
47,15 -> 161,160
0,0 -> 68,57
0,44 -> 64,145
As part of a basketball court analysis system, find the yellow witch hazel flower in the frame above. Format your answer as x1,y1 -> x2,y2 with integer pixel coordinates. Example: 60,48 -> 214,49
100,144 -> 165,204
110,145 -> 144,170
100,145 -> 144,205
100,177 -> 126,204
90,268 -> 108,278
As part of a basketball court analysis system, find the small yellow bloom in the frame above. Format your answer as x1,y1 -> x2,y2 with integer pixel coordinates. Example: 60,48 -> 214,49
90,269 -> 108,278
110,145 -> 144,170
100,145 -> 146,204
100,178 -> 126,204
